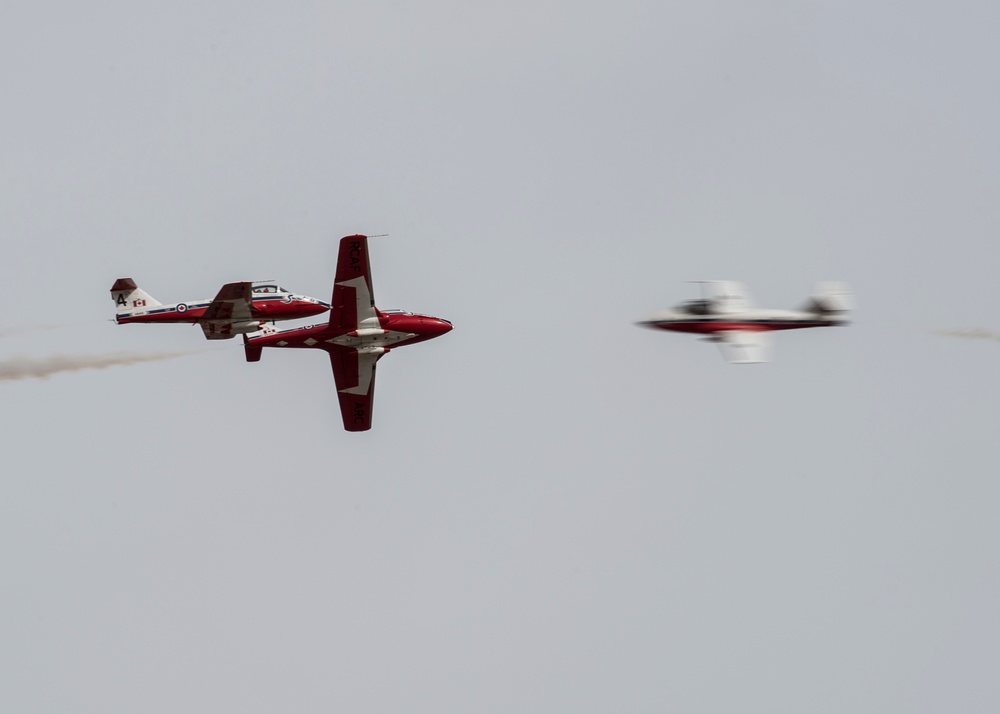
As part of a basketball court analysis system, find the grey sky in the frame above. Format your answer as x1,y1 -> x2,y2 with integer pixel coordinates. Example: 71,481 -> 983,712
3,2 -> 1000,712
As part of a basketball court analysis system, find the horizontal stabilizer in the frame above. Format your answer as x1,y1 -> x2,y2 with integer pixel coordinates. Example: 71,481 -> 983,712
805,282 -> 854,314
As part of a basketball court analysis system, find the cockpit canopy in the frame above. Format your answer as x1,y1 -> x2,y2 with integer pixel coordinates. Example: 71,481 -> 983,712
677,299 -> 716,316
252,284 -> 288,294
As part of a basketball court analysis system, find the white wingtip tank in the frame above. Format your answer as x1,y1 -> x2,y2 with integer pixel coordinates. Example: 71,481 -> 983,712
110,278 -> 162,317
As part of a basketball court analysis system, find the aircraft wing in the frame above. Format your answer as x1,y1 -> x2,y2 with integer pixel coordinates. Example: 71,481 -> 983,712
329,348 -> 381,431
699,281 -> 754,314
330,234 -> 378,333
716,330 -> 772,364
200,282 -> 254,340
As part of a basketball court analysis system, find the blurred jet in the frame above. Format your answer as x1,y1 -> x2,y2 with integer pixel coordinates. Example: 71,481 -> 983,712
243,235 -> 453,431
636,281 -> 853,363
111,279 -> 329,340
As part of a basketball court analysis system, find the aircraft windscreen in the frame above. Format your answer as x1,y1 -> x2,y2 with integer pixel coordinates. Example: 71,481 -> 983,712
680,300 -> 713,315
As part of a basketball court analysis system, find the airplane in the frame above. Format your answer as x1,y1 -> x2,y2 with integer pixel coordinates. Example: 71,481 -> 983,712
242,234 -> 453,431
635,281 -> 853,363
110,278 -> 330,340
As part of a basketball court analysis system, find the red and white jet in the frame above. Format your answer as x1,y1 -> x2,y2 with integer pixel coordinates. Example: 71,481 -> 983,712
111,279 -> 330,340
243,235 -> 453,431
636,281 -> 853,363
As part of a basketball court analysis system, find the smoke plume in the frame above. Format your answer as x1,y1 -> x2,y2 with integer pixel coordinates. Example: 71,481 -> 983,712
937,329 -> 1000,343
0,324 -> 62,339
0,351 -> 193,382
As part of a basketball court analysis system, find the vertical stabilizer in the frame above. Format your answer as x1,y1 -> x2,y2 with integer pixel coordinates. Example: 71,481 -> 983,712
111,278 -> 161,316
805,282 -> 854,316
243,334 -> 263,362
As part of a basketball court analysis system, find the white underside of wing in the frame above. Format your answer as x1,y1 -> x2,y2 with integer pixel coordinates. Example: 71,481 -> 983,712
341,350 -> 380,395
716,330 -> 772,363
337,275 -> 379,330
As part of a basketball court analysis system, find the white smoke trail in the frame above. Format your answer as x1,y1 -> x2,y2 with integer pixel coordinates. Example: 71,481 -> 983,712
937,329 -> 1000,343
0,324 -> 63,338
0,351 -> 193,382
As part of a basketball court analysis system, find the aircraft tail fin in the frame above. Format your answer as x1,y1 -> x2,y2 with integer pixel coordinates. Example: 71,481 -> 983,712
804,282 -> 854,317
111,278 -> 162,315
243,334 -> 262,362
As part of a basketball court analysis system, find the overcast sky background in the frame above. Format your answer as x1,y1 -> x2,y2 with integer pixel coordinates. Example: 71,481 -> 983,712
3,2 -> 1000,712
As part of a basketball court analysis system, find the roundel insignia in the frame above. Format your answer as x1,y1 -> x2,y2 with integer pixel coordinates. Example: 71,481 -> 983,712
176,303 -> 188,313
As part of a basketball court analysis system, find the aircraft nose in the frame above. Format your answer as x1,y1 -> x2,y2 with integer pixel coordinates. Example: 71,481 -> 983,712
426,317 -> 453,336
305,300 -> 329,316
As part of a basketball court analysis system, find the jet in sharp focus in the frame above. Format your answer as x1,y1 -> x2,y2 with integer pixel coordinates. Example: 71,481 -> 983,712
636,281 -> 853,363
111,279 -> 330,340
243,234 -> 453,431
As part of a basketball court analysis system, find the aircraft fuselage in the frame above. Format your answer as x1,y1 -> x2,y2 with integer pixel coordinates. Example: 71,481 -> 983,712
638,309 -> 846,335
116,294 -> 329,325
247,311 -> 452,353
